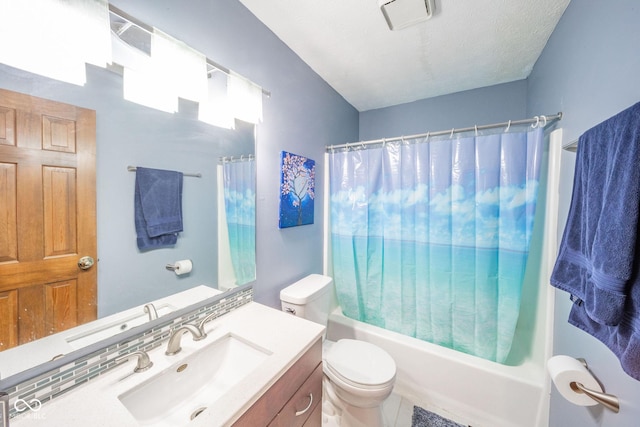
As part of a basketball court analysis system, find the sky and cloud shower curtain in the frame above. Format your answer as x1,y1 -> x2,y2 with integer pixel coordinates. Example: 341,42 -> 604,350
222,158 -> 256,285
329,127 -> 543,363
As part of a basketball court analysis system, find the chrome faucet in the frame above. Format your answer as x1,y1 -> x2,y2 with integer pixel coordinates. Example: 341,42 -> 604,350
144,303 -> 158,321
165,324 -> 204,356
115,350 -> 154,373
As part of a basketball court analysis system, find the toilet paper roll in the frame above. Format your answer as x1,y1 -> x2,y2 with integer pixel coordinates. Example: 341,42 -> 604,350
547,355 -> 602,406
173,259 -> 192,276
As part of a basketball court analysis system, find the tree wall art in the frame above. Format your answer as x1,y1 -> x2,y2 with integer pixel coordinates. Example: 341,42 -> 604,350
279,151 -> 315,228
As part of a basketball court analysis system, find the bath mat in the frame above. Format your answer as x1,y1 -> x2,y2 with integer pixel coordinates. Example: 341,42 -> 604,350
411,406 -> 466,427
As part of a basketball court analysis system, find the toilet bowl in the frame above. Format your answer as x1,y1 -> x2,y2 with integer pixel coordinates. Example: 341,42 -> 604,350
323,339 -> 395,407
322,339 -> 396,426
280,274 -> 396,427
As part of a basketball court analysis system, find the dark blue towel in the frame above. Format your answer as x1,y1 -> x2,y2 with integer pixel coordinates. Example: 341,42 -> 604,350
134,167 -> 184,251
551,102 -> 640,380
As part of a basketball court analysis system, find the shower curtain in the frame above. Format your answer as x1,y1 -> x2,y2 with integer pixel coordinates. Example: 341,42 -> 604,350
222,158 -> 256,285
329,127 -> 543,363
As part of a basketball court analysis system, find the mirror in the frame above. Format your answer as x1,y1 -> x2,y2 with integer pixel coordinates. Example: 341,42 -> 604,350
0,23 -> 256,371
0,286 -> 227,379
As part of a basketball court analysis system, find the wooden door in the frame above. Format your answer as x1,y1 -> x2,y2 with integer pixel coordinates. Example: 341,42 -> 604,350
0,89 -> 97,352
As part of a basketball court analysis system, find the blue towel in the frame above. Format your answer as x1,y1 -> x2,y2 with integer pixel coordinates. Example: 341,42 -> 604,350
134,167 -> 184,251
551,102 -> 640,380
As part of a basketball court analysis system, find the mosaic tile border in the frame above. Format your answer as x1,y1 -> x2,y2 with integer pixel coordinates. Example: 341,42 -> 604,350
0,286 -> 253,420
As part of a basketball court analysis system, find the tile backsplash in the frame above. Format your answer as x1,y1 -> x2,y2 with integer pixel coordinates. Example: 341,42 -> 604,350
0,286 -> 252,420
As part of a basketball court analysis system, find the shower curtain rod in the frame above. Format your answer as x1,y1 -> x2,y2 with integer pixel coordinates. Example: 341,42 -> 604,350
325,112 -> 563,151
218,154 -> 255,163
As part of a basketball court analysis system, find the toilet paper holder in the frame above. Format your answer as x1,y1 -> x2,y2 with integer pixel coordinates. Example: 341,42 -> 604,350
165,259 -> 192,276
573,358 -> 620,413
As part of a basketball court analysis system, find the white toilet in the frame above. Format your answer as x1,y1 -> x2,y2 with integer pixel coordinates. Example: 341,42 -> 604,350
280,274 -> 396,427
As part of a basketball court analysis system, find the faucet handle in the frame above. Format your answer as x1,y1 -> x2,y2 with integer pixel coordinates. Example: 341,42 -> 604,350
144,303 -> 158,321
197,312 -> 219,339
116,350 -> 154,373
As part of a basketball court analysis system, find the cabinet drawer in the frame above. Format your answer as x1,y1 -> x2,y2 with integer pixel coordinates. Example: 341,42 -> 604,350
269,363 -> 323,427
302,400 -> 322,427
232,338 -> 322,426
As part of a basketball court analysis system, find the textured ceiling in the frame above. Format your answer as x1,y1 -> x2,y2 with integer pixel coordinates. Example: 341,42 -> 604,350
238,0 -> 571,111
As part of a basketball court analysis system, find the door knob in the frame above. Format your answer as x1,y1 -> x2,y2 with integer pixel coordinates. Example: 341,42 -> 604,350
78,256 -> 95,270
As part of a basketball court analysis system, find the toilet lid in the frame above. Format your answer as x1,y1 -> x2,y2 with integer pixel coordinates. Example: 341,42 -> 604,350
324,339 -> 396,387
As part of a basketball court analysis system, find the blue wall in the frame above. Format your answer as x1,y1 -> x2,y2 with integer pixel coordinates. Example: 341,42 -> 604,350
528,1 -> 640,426
360,80 -> 528,140
0,0 -> 358,315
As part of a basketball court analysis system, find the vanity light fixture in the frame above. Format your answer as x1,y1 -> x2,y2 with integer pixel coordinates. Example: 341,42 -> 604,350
378,0 -> 436,31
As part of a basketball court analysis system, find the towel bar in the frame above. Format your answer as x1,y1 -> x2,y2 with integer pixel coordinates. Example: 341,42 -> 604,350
127,166 -> 201,178
563,139 -> 578,152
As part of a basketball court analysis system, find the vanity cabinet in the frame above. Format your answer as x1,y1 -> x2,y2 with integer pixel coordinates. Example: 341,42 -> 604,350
233,338 -> 322,427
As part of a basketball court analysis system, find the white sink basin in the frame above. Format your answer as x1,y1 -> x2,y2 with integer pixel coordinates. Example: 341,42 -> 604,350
66,305 -> 174,349
118,333 -> 271,426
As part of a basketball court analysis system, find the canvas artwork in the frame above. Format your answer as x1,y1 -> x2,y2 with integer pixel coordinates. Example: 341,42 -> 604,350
279,151 -> 315,228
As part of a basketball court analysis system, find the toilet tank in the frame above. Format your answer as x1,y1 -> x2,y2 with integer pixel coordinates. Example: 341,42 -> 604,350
280,274 -> 332,326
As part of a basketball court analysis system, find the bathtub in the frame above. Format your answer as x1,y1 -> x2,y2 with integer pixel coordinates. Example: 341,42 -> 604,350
323,130 -> 564,427
327,307 -> 549,427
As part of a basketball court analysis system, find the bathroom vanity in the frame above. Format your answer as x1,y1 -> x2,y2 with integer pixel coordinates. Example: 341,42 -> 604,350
7,301 -> 324,427
233,338 -> 322,426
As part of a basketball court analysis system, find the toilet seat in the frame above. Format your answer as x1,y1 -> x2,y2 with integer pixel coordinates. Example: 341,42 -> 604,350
324,339 -> 396,390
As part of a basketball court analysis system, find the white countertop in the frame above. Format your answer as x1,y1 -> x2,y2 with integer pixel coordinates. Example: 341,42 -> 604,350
0,286 -> 221,379
11,302 -> 325,427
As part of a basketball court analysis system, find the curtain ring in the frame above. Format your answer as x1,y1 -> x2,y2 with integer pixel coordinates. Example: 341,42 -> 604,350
474,125 -> 478,137
540,115 -> 547,127
505,120 -> 511,132
450,128 -> 455,139
425,131 -> 430,142
531,116 -> 540,129
240,154 -> 244,160
401,136 -> 407,145
382,138 -> 386,147
361,141 -> 366,150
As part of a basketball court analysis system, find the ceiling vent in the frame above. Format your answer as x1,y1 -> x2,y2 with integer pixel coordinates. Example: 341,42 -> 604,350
378,0 -> 436,31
